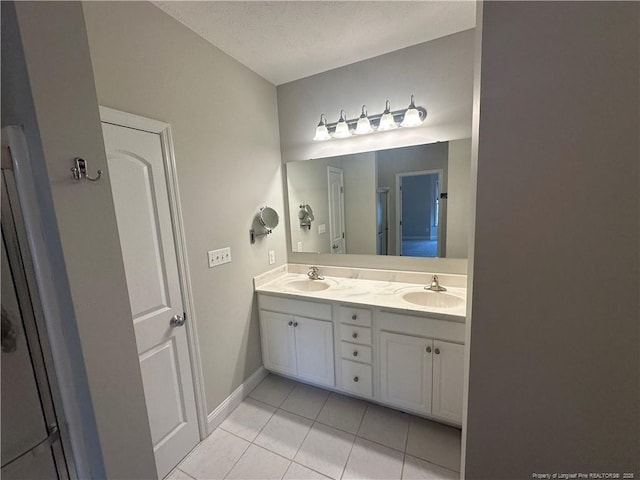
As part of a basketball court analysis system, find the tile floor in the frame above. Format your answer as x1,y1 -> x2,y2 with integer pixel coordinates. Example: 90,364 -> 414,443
167,374 -> 461,480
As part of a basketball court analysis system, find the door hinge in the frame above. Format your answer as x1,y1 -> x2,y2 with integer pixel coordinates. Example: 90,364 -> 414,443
440,192 -> 448,199
342,232 -> 345,239
340,186 -> 344,194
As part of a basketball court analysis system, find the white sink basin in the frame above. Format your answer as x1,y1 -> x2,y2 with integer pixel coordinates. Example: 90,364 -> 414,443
401,290 -> 465,309
284,279 -> 333,292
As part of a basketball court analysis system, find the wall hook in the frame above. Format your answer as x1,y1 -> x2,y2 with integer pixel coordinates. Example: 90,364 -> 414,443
71,157 -> 103,182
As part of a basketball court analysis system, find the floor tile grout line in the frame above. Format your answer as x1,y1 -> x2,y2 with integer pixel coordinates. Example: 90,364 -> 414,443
218,430 -> 252,480
339,402 -> 370,480
403,452 -> 461,475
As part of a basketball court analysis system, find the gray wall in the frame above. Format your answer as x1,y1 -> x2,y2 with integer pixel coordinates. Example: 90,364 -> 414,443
465,2 -> 639,477
277,29 -> 474,273
2,2 -> 156,477
377,142 -> 449,255
343,152 -> 377,255
82,2 -> 286,414
446,139 -> 471,259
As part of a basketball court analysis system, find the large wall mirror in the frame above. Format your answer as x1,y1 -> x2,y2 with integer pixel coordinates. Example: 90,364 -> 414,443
285,138 -> 471,259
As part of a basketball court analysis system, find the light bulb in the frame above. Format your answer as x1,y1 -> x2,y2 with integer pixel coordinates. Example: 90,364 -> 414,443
378,100 -> 397,131
332,110 -> 351,138
355,105 -> 373,135
313,114 -> 331,141
400,95 -> 423,127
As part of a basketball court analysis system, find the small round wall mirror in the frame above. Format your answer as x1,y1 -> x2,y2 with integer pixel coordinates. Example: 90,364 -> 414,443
259,206 -> 279,230
250,206 -> 280,244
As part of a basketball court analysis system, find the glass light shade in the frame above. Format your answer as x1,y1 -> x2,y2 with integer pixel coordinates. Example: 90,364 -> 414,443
313,114 -> 331,141
354,105 -> 373,135
355,117 -> 373,135
378,112 -> 397,131
400,107 -> 422,127
313,124 -> 331,141
333,121 -> 351,138
332,110 -> 351,138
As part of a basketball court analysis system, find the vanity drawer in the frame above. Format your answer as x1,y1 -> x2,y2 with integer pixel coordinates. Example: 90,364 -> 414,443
341,360 -> 373,398
338,306 -> 372,327
258,294 -> 332,321
340,342 -> 372,364
340,324 -> 372,345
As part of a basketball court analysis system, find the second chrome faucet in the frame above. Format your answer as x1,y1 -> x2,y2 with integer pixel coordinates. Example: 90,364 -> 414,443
307,266 -> 324,280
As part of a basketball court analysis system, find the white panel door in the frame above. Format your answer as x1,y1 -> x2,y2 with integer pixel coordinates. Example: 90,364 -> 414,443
327,167 -> 345,254
260,311 -> 297,377
380,331 -> 432,414
432,341 -> 464,424
101,122 -> 198,479
294,316 -> 335,387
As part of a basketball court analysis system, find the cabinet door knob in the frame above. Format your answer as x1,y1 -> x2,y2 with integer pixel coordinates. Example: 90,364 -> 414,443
351,314 -> 357,321
434,348 -> 440,355
288,321 -> 293,326
353,376 -> 359,382
353,350 -> 358,357
293,322 -> 298,327
352,332 -> 358,339
426,346 -> 432,353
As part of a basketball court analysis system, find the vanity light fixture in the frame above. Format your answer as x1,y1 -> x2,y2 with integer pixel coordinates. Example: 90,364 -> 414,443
312,95 -> 426,141
332,110 -> 351,139
313,114 -> 331,141
400,94 -> 422,128
378,100 -> 398,131
355,105 -> 373,135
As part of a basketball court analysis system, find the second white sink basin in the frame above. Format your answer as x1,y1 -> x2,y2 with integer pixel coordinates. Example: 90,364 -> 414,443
401,290 -> 465,309
284,279 -> 333,292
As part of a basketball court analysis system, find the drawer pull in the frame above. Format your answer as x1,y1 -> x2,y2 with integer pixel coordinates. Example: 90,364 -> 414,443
426,346 -> 432,353
293,322 -> 298,327
351,314 -> 357,321
434,348 -> 440,355
352,350 -> 358,357
288,321 -> 293,326
353,376 -> 359,382
352,332 -> 358,339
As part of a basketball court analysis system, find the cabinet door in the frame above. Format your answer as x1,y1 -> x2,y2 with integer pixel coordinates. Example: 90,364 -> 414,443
260,311 -> 297,377
294,316 -> 335,387
380,332 -> 432,414
432,341 -> 465,424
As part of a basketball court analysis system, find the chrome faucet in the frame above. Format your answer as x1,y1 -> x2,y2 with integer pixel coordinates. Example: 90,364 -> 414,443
307,266 -> 324,280
425,274 -> 447,292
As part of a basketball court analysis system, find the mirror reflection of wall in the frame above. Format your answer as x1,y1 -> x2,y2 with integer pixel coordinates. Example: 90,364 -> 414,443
286,138 -> 471,259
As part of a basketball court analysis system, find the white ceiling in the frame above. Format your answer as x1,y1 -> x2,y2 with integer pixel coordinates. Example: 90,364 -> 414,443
153,1 -> 476,86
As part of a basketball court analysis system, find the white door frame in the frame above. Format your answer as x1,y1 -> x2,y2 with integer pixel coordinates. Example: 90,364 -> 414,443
395,169 -> 444,256
99,106 -> 208,440
327,166 -> 346,254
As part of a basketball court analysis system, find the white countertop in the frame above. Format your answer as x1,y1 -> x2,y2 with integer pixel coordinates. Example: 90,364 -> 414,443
254,266 -> 466,322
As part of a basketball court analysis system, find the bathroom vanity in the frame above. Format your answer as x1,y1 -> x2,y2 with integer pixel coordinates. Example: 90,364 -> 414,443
254,265 -> 466,427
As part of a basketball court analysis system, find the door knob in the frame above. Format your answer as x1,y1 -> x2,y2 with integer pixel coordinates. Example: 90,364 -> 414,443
170,314 -> 185,327
288,321 -> 293,326
293,322 -> 298,327
426,346 -> 432,353
434,348 -> 440,355
353,376 -> 359,382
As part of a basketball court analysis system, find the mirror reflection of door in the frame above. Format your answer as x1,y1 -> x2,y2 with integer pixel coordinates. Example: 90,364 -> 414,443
397,170 -> 445,257
327,166 -> 346,254
376,188 -> 389,255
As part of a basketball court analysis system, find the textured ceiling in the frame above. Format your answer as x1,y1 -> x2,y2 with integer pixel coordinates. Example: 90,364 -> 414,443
153,1 -> 476,85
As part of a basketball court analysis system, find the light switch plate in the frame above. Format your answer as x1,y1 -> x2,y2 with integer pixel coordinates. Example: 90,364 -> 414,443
297,241 -> 303,252
208,247 -> 232,268
268,250 -> 276,265
318,224 -> 326,234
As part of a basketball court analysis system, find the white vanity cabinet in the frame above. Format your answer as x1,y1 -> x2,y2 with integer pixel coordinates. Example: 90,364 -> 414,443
258,295 -> 335,387
378,311 -> 465,425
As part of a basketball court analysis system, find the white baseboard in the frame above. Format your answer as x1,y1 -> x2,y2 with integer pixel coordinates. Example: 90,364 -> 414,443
206,366 -> 268,435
